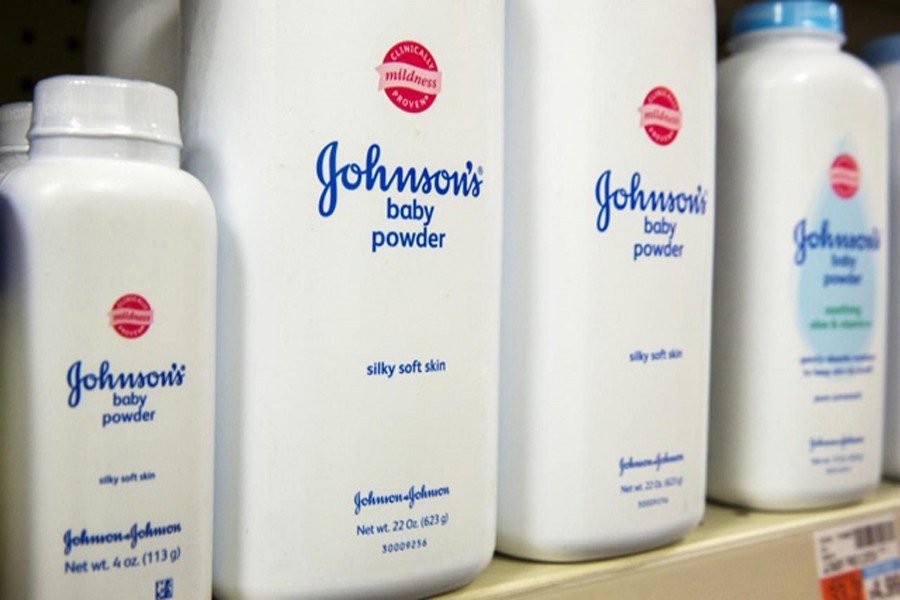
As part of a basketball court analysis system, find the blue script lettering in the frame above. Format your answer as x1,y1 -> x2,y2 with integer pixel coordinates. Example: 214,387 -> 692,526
353,484 -> 451,515
67,360 -> 187,408
793,219 -> 880,265
63,521 -> 182,555
316,141 -> 482,217
595,170 -> 708,233
809,435 -> 865,452
619,452 -> 685,477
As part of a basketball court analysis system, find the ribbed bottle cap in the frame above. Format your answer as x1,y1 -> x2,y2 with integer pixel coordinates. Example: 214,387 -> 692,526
862,34 -> 900,67
731,1 -> 844,38
29,75 -> 181,147
0,102 -> 32,152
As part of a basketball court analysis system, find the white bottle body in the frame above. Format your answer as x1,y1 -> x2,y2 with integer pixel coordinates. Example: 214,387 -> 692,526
0,102 -> 32,178
0,152 -> 217,598
499,0 -> 716,561
870,59 -> 900,480
86,0 -> 180,91
710,35 -> 888,508
0,152 -> 27,178
181,2 -> 503,598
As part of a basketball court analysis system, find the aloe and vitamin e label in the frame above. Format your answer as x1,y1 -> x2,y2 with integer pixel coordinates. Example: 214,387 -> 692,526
796,150 -> 881,478
61,292 -> 187,598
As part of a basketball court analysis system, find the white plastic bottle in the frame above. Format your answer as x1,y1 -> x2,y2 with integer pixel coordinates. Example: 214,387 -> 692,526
863,34 -> 900,480
181,2 -> 503,598
0,76 -> 216,599
499,0 -> 716,561
0,102 -> 31,177
710,2 -> 888,509
86,0 -> 180,92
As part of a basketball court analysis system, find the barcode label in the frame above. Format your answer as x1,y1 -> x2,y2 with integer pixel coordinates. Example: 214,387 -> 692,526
856,523 -> 896,549
816,515 -> 900,600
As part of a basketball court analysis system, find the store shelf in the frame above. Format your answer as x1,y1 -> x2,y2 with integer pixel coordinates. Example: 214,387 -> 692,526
444,482 -> 900,599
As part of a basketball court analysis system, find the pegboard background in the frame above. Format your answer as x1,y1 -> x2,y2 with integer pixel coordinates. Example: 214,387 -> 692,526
0,0 -> 88,103
1,1 -> 900,105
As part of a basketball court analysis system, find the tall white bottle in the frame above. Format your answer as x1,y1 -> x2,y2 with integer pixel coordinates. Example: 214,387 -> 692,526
86,0 -> 180,92
0,76 -> 217,599
181,2 -> 503,598
0,102 -> 31,177
710,2 -> 888,509
499,0 -> 716,561
863,34 -> 900,480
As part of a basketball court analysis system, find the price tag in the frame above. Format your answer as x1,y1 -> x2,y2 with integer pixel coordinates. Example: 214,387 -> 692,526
815,515 -> 900,600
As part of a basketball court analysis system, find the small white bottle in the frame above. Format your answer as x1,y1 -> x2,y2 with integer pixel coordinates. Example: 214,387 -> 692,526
0,102 -> 31,177
710,2 -> 888,509
499,0 -> 716,561
86,0 -> 180,92
862,34 -> 900,480
0,76 -> 216,599
181,2 -> 503,598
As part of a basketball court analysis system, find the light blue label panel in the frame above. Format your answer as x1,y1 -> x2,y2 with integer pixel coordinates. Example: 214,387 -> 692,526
795,145 -> 879,356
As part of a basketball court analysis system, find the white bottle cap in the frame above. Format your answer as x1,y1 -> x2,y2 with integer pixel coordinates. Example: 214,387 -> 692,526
0,102 -> 32,153
29,75 -> 182,147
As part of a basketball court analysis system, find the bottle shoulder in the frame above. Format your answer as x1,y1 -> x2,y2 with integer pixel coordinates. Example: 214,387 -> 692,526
0,159 -> 215,214
718,50 -> 887,127
719,49 -> 885,98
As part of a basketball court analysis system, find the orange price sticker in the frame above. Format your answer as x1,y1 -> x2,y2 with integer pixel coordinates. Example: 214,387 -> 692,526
821,571 -> 864,600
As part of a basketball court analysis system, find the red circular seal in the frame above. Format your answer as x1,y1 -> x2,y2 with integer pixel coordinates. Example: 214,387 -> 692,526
376,41 -> 442,114
639,87 -> 682,146
109,294 -> 153,339
830,154 -> 860,199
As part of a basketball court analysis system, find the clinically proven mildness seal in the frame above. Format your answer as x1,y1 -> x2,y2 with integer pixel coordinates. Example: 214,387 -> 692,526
376,41 -> 443,114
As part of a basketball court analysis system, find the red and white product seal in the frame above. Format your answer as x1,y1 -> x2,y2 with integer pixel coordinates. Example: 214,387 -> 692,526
376,40 -> 442,114
830,154 -> 860,199
109,294 -> 153,339
639,87 -> 682,146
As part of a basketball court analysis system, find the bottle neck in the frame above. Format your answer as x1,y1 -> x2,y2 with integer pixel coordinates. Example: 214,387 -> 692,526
29,136 -> 181,168
729,30 -> 844,55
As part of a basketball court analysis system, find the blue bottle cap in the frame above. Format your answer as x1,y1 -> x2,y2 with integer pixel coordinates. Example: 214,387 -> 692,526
862,34 -> 900,67
730,2 -> 844,39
